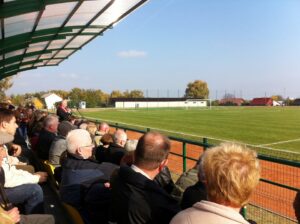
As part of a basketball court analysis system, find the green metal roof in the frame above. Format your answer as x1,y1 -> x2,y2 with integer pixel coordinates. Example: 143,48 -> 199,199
0,0 -> 148,79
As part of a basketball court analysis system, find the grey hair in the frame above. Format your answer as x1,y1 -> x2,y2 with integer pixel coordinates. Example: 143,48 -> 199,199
66,129 -> 92,155
113,129 -> 127,144
43,115 -> 58,128
124,139 -> 138,153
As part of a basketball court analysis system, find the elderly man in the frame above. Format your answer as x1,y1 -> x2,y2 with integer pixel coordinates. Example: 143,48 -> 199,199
94,122 -> 110,146
111,131 -> 180,224
103,129 -> 127,165
170,143 -> 260,224
60,129 -> 117,209
36,115 -> 59,160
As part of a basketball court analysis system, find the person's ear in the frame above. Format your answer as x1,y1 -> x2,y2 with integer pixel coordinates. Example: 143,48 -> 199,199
158,159 -> 168,172
2,121 -> 7,128
76,147 -> 83,156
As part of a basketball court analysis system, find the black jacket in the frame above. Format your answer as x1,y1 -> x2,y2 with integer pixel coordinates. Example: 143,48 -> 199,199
111,166 -> 180,224
180,181 -> 207,209
103,143 -> 125,165
60,155 -> 118,208
36,129 -> 56,160
56,106 -> 71,122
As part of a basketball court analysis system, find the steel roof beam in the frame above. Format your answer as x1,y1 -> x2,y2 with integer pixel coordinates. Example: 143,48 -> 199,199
0,47 -> 78,67
49,0 -> 115,63
34,0 -> 84,66
0,0 -> 94,18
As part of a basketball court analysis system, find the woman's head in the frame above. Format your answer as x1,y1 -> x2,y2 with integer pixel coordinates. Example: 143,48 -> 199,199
203,143 -> 260,207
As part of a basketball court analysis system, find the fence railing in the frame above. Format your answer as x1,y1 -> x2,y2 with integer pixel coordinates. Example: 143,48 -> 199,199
82,117 -> 300,224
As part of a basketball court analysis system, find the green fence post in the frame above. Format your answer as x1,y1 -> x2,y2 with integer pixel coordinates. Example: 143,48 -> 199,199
203,138 -> 208,151
241,206 -> 247,219
183,142 -> 187,172
146,128 -> 150,132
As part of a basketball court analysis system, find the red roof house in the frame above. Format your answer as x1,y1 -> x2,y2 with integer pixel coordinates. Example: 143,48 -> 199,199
219,98 -> 245,106
250,97 -> 273,106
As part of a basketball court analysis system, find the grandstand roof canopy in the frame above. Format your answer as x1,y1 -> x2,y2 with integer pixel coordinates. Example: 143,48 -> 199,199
0,0 -> 147,79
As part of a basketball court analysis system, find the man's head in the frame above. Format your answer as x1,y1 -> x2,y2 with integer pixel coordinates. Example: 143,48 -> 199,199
134,132 -> 170,171
113,129 -> 127,147
0,132 -> 14,164
99,122 -> 110,134
43,115 -> 59,133
0,108 -> 18,135
203,143 -> 260,208
61,99 -> 68,108
66,129 -> 93,159
58,121 -> 75,137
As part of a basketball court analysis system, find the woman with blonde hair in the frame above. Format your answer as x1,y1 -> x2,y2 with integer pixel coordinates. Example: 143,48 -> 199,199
171,143 -> 260,224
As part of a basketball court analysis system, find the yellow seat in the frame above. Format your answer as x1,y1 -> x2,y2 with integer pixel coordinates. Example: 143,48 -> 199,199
43,160 -> 56,174
63,203 -> 84,224
43,160 -> 59,189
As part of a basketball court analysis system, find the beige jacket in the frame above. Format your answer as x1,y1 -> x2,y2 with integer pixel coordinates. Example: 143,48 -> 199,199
170,200 -> 250,224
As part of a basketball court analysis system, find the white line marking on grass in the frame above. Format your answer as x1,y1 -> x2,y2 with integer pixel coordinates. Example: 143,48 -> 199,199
83,115 -> 300,155
258,138 -> 300,147
83,116 -> 254,144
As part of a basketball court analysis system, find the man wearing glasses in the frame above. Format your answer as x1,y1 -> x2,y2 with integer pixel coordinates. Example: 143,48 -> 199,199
59,129 -> 118,210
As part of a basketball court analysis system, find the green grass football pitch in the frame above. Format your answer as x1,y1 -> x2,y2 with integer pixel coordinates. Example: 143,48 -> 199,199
77,106 -> 300,154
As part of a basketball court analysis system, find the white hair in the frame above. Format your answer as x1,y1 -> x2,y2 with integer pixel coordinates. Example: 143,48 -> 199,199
124,139 -> 138,152
66,129 -> 92,154
113,129 -> 127,144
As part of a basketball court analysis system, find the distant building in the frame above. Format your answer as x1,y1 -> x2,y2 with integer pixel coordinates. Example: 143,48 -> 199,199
293,99 -> 300,106
250,97 -> 273,106
42,93 -> 62,109
111,98 -> 208,109
273,100 -> 284,106
219,98 -> 245,106
79,101 -> 86,109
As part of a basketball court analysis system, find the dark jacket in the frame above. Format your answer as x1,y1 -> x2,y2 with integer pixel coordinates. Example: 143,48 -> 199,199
95,145 -> 106,163
180,181 -> 207,209
60,155 -> 118,208
36,129 -> 56,160
56,106 -> 71,122
104,143 -> 125,165
154,166 -> 176,194
111,166 -> 180,224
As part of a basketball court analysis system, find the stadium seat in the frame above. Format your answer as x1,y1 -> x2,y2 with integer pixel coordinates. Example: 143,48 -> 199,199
63,203 -> 84,224
43,160 -> 59,189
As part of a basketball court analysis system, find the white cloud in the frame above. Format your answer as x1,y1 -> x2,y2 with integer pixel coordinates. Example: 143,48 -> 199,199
117,50 -> 147,58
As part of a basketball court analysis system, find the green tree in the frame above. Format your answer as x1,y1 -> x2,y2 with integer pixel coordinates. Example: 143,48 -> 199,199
271,95 -> 284,101
10,94 -> 26,106
129,90 -> 144,98
110,90 -> 123,98
185,80 -> 209,99
0,77 -> 13,100
69,88 -> 85,108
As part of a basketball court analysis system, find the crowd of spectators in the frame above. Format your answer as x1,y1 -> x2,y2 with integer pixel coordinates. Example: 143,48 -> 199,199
2,99 -> 296,224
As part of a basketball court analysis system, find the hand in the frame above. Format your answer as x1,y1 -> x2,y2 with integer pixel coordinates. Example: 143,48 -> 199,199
6,207 -> 20,223
35,172 -> 48,183
11,144 -> 22,157
104,182 -> 110,188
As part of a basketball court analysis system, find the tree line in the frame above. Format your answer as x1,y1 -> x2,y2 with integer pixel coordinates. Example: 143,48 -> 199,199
0,78 -> 211,108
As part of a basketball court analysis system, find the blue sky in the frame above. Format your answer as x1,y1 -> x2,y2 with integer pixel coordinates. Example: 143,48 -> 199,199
7,0 -> 300,99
